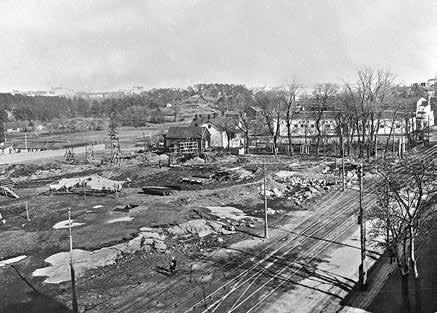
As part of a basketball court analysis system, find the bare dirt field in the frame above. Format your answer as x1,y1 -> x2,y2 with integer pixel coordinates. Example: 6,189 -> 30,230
0,148 -> 350,313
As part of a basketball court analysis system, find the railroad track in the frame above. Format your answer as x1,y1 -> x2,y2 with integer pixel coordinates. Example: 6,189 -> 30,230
105,145 -> 437,313
178,146 -> 437,313
186,194 -> 378,313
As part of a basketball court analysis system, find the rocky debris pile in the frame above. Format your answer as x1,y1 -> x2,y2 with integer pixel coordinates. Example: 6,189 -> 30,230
142,152 -> 169,165
167,206 -> 260,240
138,227 -> 167,252
181,166 -> 256,185
168,219 -> 234,238
7,161 -> 62,178
267,173 -> 337,206
49,174 -> 125,193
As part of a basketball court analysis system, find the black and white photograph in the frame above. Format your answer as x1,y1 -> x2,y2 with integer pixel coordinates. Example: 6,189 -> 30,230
0,1 -> 436,312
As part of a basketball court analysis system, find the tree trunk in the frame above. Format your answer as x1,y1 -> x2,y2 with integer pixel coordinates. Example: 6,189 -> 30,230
401,272 -> 411,313
273,135 -> 278,156
410,231 -> 422,313
286,112 -> 293,156
287,123 -> 293,156
244,131 -> 250,154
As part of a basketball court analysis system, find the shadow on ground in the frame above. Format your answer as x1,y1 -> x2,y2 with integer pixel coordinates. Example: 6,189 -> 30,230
1,291 -> 72,313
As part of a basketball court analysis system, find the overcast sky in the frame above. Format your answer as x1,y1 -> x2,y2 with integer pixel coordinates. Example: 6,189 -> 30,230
0,0 -> 436,91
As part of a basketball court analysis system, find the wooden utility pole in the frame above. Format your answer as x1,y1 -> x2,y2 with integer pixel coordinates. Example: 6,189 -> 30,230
358,164 -> 367,289
428,115 -> 431,146
68,208 -> 79,313
263,162 -> 268,239
341,128 -> 345,192
25,202 -> 30,221
374,135 -> 378,171
392,124 -> 396,155
24,133 -> 28,151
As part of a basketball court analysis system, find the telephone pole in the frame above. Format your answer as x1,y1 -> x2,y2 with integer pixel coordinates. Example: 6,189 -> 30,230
341,128 -> 345,191
374,135 -> 378,172
263,162 -> 268,239
68,208 -> 79,313
358,164 -> 367,289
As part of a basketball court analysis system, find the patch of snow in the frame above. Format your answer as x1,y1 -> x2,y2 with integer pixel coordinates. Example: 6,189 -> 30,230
93,205 -> 103,209
0,255 -> 27,267
33,249 -> 119,284
53,220 -> 85,229
105,216 -> 134,224
33,230 -> 165,284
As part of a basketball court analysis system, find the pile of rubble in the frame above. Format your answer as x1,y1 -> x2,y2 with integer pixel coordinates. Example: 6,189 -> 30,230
167,206 -> 259,240
267,172 -> 337,206
168,219 -> 234,238
49,174 -> 125,193
181,166 -> 255,185
138,227 -> 167,252
7,162 -> 62,178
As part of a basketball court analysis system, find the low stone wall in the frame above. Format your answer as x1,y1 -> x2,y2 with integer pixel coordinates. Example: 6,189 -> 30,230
0,144 -> 106,165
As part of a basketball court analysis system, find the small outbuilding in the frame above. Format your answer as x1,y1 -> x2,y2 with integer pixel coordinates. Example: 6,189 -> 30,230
165,126 -> 211,154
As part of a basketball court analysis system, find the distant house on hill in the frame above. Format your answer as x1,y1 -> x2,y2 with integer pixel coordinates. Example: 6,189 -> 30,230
416,97 -> 435,128
5,121 -> 30,133
165,126 -> 211,153
245,106 -> 263,119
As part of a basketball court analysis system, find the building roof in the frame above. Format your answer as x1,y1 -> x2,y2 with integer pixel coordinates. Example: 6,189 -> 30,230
293,111 -> 341,120
201,117 -> 237,130
248,106 -> 263,112
166,126 -> 209,139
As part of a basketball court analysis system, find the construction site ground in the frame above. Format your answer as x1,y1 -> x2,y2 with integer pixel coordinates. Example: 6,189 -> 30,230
1,147 -> 434,313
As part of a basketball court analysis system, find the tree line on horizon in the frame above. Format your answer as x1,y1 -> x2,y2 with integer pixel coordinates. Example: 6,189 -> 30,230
0,70 -> 429,145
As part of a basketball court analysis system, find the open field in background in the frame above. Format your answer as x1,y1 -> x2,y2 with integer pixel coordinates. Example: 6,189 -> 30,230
4,122 -> 187,150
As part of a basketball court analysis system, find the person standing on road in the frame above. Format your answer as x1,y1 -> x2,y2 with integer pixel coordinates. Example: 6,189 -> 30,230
169,257 -> 177,275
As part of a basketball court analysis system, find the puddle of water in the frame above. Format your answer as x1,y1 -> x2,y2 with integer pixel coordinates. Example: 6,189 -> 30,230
52,220 -> 84,229
0,255 -> 27,267
105,216 -> 134,224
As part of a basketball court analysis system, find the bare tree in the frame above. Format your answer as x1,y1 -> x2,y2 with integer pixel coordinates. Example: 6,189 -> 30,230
279,82 -> 300,156
255,90 -> 284,156
311,83 -> 338,155
369,155 -> 436,312
344,68 -> 395,158
335,91 -> 356,156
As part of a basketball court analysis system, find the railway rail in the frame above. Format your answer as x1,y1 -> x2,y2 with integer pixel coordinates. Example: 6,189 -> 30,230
105,145 -> 437,313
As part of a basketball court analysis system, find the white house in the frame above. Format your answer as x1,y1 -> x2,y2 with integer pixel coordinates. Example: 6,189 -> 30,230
201,117 -> 244,149
275,110 -> 415,139
416,97 -> 435,128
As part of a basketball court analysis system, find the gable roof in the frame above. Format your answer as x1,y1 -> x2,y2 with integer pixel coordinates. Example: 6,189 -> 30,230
201,117 -> 237,130
166,126 -> 209,139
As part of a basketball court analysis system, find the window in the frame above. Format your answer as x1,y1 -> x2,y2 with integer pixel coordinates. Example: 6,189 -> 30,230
379,124 -> 384,129
310,124 -> 315,128
208,125 -> 211,129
